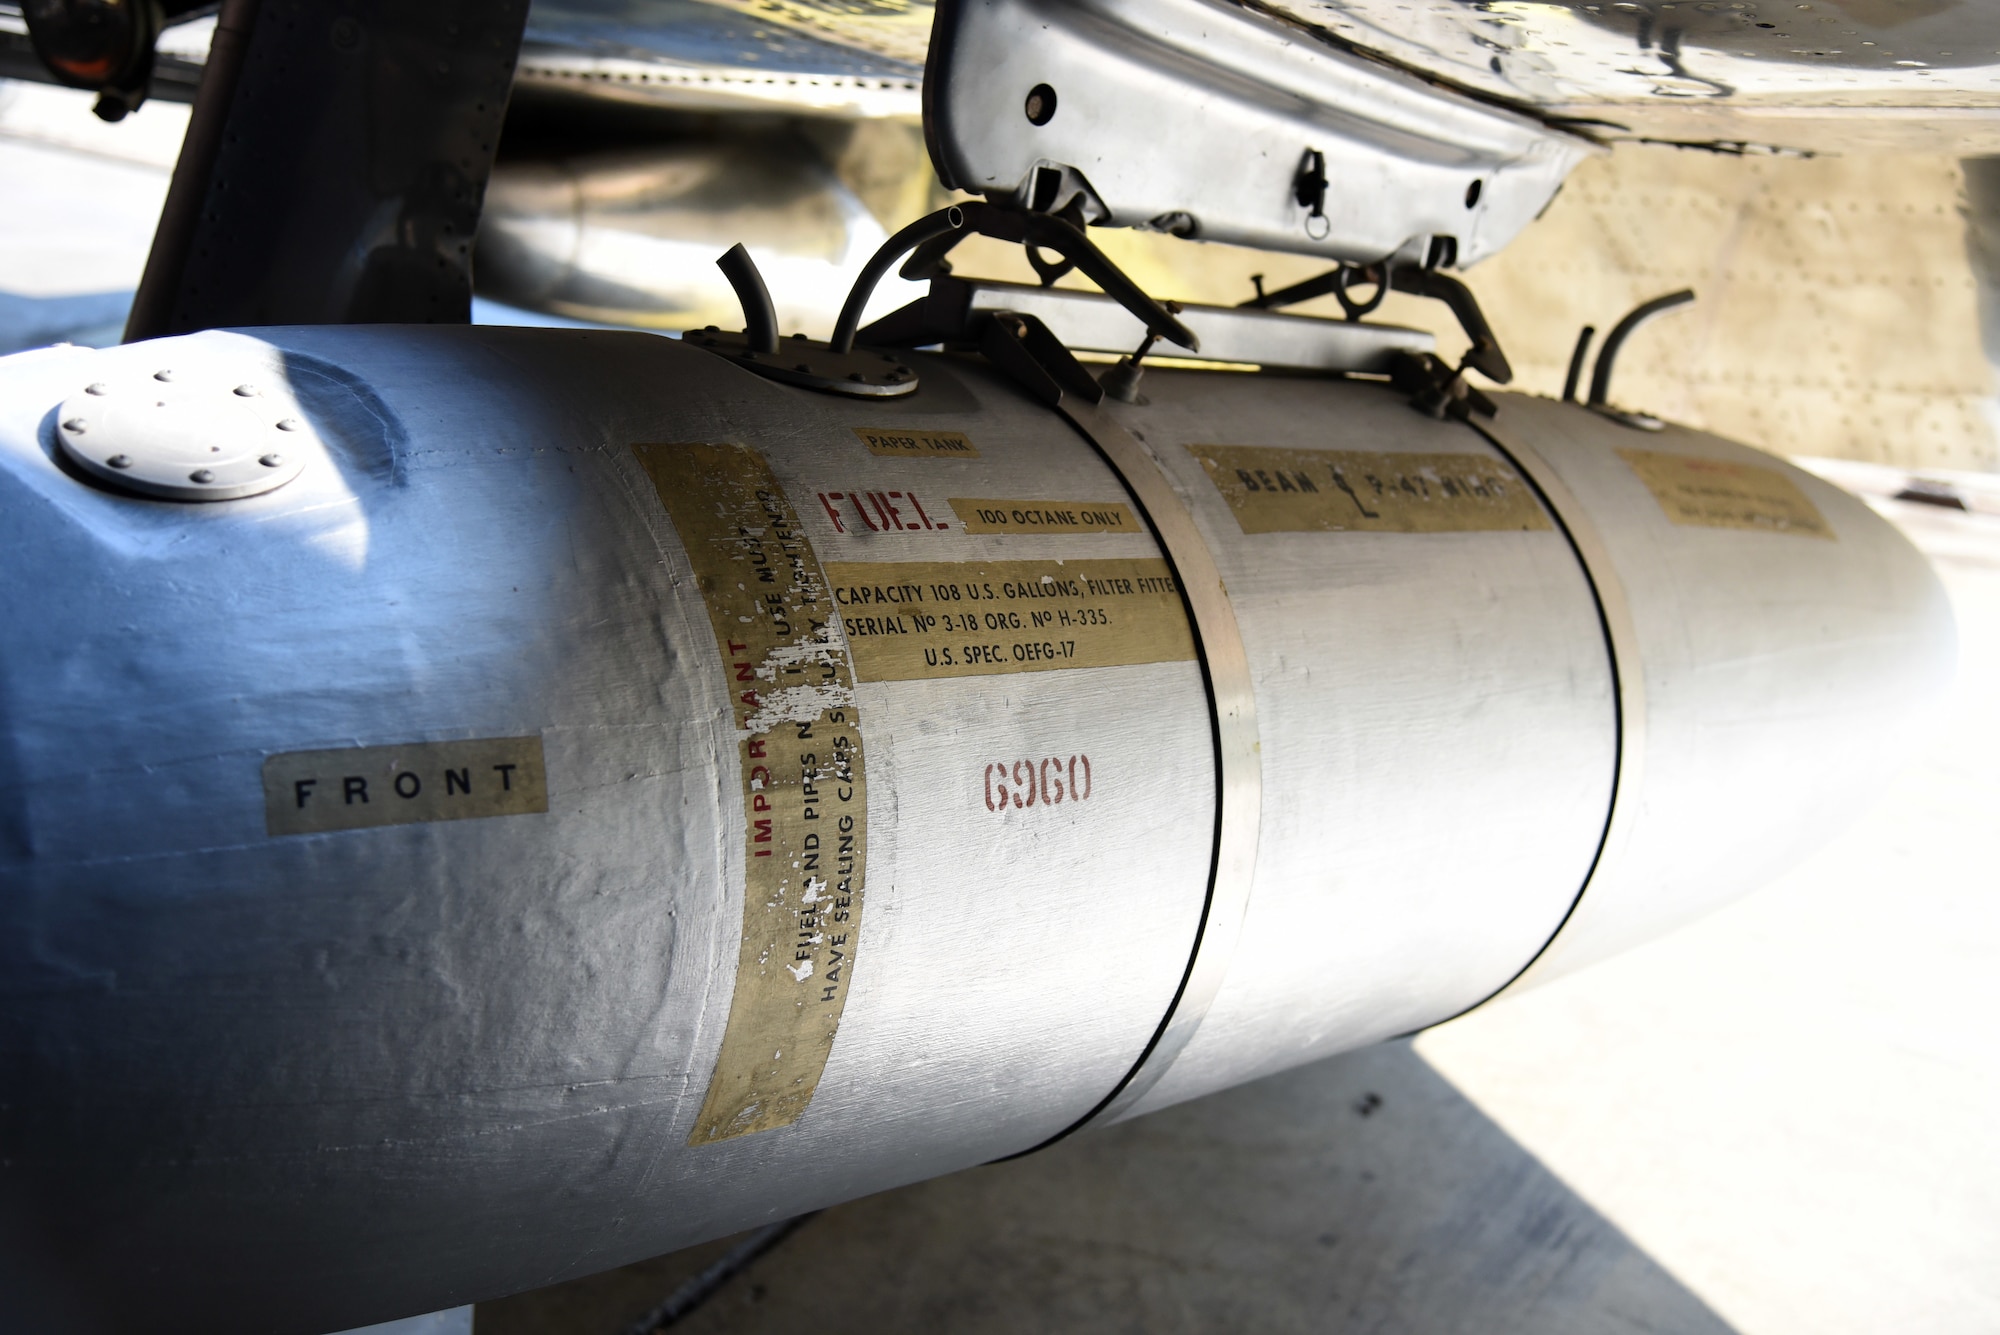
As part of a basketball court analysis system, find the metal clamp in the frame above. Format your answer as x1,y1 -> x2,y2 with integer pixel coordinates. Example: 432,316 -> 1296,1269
1449,411 -> 1647,1009
1247,264 -> 1512,385
979,313 -> 1262,1148
897,200 -> 1198,352
1064,396 -> 1262,1128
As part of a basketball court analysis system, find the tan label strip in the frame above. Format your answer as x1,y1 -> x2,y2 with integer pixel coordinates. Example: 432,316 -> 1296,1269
634,442 -> 867,1146
1190,444 -> 1552,534
853,427 -> 979,458
822,558 -> 1196,682
263,736 -> 547,836
949,498 -> 1142,534
1617,448 -> 1833,538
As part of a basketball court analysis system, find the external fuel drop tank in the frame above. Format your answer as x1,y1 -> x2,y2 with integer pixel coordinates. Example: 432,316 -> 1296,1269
0,324 -> 1952,1332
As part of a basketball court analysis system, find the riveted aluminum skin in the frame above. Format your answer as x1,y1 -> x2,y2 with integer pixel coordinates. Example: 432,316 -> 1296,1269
925,0 -> 1595,265
0,326 -> 1951,1332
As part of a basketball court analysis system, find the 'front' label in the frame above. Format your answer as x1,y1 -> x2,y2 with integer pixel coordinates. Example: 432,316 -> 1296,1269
263,736 -> 548,836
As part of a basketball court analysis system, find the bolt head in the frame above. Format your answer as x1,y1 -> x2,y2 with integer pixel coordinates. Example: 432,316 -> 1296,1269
259,454 -> 284,467
61,417 -> 85,433
106,454 -> 132,469
84,383 -> 108,396
276,418 -> 300,432
233,384 -> 259,397
189,469 -> 214,484
153,370 -> 173,382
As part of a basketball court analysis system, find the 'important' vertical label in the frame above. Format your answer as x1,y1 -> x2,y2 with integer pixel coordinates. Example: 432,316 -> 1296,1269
634,442 -> 868,1145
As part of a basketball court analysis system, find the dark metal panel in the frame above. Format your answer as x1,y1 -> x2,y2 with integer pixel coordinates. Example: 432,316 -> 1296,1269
125,0 -> 529,339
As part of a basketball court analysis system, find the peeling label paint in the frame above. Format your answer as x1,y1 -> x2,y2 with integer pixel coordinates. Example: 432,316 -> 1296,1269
635,442 -> 868,1145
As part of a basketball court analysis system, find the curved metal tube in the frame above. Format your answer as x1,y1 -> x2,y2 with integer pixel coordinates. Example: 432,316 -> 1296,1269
830,206 -> 965,353
1588,289 -> 1695,407
1562,325 -> 1596,403
715,243 -> 779,355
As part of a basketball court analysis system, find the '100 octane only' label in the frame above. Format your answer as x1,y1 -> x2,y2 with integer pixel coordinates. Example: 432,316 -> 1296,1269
948,498 -> 1142,534
634,442 -> 867,1146
822,558 -> 1196,681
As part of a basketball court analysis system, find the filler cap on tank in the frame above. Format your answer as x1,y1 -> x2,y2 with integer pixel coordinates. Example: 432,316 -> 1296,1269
55,362 -> 312,501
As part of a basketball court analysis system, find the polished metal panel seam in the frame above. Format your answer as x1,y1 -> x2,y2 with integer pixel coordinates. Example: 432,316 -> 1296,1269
1008,394 -> 1265,1152
1447,409 -> 1648,1013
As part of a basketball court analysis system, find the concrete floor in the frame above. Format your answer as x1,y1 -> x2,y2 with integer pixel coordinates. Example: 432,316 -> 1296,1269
4,74 -> 1996,1335
476,1041 -> 1737,1335
1416,469 -> 2000,1335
